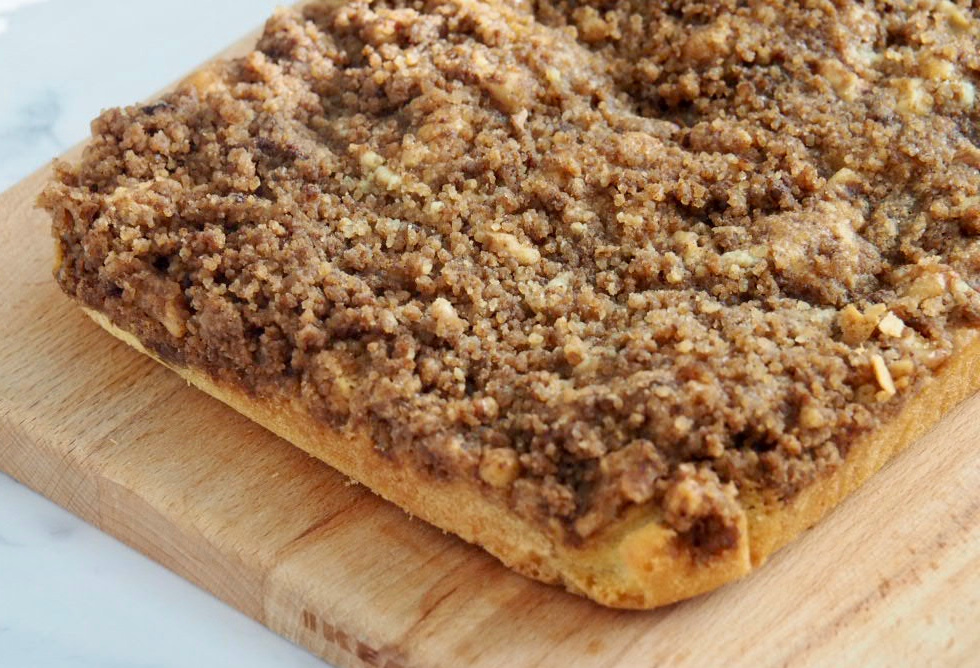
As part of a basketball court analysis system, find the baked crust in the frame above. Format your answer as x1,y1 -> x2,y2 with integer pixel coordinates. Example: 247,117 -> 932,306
82,307 -> 980,608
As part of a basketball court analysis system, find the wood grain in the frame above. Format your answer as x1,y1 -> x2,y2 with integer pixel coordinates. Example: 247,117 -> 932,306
1,22 -> 979,668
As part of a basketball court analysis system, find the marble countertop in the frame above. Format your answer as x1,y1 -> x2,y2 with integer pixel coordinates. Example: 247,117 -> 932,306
0,2 -> 330,666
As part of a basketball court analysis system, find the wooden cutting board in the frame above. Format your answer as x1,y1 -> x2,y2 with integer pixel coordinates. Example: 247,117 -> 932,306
1,22 -> 979,668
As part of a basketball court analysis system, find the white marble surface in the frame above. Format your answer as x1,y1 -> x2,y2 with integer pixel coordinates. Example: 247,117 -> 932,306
1,2 -> 331,666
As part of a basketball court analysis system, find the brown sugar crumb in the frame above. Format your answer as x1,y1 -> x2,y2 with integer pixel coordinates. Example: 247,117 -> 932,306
41,1 -> 980,557
663,465 -> 742,556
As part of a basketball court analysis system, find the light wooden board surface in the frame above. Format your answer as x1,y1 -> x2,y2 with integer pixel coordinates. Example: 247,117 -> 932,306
1,19 -> 979,668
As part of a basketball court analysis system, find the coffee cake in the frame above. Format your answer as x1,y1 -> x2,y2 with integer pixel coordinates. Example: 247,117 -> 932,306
41,0 -> 980,607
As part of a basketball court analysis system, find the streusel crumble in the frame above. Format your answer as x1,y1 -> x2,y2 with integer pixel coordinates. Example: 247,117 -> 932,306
42,0 -> 980,558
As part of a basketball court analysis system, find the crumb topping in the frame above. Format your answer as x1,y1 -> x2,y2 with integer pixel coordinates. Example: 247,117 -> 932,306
42,0 -> 980,555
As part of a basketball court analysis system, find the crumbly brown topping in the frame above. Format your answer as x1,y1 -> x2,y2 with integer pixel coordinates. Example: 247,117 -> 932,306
41,0 -> 980,556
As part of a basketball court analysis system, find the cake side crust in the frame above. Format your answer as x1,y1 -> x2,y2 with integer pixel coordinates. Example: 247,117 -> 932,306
80,306 -> 980,609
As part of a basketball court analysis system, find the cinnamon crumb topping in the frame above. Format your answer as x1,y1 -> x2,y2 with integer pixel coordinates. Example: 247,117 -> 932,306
42,0 -> 980,556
